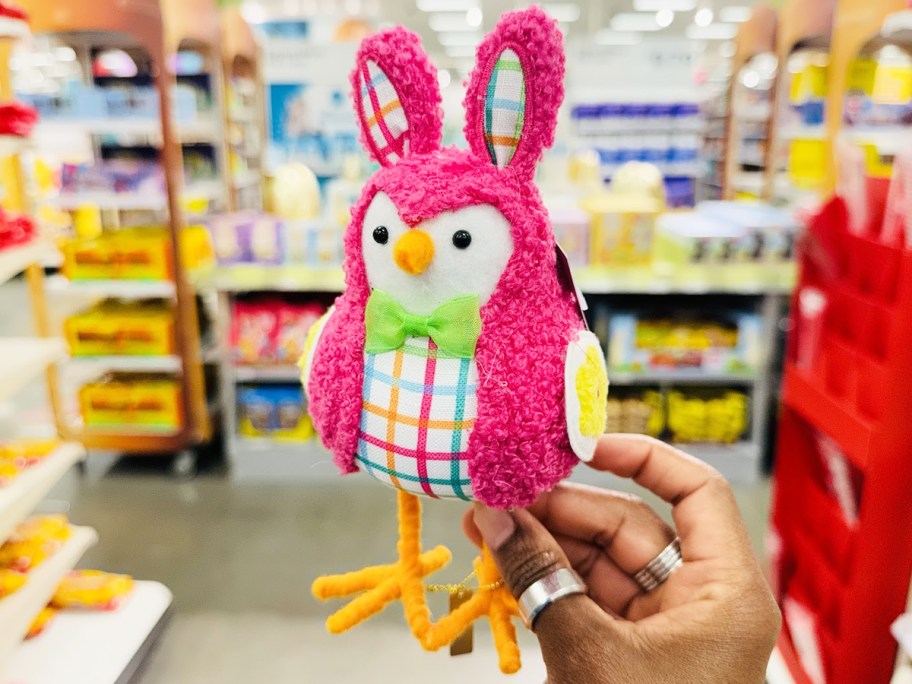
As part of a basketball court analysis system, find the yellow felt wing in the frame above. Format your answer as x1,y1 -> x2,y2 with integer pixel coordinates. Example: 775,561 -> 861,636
298,307 -> 334,389
564,330 -> 609,462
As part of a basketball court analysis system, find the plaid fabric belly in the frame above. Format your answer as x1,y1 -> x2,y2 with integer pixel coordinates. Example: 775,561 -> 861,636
356,336 -> 476,501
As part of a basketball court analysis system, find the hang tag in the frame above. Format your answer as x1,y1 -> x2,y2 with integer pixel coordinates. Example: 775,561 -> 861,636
555,244 -> 590,330
449,588 -> 474,656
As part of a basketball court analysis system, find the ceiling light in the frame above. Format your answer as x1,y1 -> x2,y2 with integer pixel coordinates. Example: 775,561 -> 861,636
417,0 -> 476,12
719,6 -> 751,23
686,23 -> 737,40
438,31 -> 481,46
594,29 -> 642,45
633,0 -> 695,10
241,2 -> 267,24
611,12 -> 663,31
466,6 -> 482,26
437,69 -> 452,88
695,7 -> 713,27
542,3 -> 581,22
656,8 -> 674,27
429,12 -> 474,31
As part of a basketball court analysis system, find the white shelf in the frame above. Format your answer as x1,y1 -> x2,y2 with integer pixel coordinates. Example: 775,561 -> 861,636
780,124 -> 826,141
0,135 -> 29,158
68,355 -> 182,373
196,265 -> 345,293
232,169 -> 261,189
0,526 -> 98,668
234,365 -> 299,382
2,580 -> 171,684
34,117 -> 219,141
0,241 -> 55,287
735,104 -> 771,122
573,265 -> 795,295
609,369 -> 756,386
0,443 -> 84,544
842,127 -> 912,155
43,181 -> 223,211
731,172 -> 765,193
0,338 -> 66,403
47,276 -> 176,299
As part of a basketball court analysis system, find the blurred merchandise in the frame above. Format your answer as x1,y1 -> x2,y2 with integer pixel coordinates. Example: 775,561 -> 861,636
0,209 -> 35,250
667,388 -> 749,444
0,515 -> 71,573
0,439 -> 60,486
549,207 -> 590,268
0,101 -> 37,137
325,155 -> 365,228
24,607 -> 56,639
78,374 -> 183,432
61,225 -> 212,281
0,568 -> 26,599
60,160 -> 164,196
606,388 -> 665,438
65,300 -> 174,357
51,570 -> 135,611
607,312 -> 760,375
237,385 -> 312,441
271,163 -> 321,220
230,297 -> 325,366
18,82 -> 200,124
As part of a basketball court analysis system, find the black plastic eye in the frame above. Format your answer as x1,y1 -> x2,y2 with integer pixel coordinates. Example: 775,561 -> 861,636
372,226 -> 389,244
452,230 -> 472,249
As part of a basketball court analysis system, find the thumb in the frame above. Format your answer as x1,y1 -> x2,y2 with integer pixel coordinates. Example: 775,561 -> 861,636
473,504 -> 609,637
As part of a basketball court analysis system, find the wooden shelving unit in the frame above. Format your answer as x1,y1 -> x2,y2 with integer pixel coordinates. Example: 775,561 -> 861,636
20,0 -> 221,464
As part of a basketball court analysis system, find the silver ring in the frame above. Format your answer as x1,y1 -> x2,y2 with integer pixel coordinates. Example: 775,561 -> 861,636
633,537 -> 683,592
517,568 -> 588,629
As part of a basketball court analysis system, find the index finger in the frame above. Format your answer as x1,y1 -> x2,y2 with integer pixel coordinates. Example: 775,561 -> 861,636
589,434 -> 753,563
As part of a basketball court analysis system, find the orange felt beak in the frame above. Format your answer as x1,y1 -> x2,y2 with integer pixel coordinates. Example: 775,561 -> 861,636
393,229 -> 435,275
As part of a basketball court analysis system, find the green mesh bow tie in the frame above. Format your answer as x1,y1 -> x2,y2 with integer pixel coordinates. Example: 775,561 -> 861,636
364,290 -> 481,358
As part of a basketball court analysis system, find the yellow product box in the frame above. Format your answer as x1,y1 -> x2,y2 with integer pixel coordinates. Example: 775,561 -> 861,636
65,300 -> 175,356
79,374 -> 183,432
667,389 -> 748,444
582,195 -> 661,267
62,225 -> 213,281
52,570 -> 135,611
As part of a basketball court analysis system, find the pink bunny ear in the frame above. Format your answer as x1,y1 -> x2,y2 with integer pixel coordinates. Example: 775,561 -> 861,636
464,6 -> 565,179
351,27 -> 443,167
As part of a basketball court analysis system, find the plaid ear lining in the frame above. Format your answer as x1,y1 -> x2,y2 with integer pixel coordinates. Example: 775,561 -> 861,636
483,48 -> 526,168
360,59 -> 410,164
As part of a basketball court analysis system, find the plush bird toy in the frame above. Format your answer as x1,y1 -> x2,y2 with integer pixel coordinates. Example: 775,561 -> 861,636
300,6 -> 608,673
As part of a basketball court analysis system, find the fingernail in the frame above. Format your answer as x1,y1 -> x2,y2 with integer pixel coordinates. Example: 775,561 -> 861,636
473,503 -> 515,551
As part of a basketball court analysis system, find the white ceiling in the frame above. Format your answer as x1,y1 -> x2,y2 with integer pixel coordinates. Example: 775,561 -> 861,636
247,0 -> 758,67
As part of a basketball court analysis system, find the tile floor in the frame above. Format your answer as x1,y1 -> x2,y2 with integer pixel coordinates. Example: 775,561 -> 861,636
3,278 -> 775,683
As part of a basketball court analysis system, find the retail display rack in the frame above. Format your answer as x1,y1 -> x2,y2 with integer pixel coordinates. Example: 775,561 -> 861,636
207,263 -> 792,485
0,11 -> 171,680
17,0 -> 235,471
724,5 -> 779,201
766,0 -> 837,209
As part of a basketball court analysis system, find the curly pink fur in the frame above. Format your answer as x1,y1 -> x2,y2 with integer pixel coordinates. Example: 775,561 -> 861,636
307,7 -> 580,508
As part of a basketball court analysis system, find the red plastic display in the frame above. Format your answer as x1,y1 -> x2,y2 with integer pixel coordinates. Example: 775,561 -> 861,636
772,195 -> 912,683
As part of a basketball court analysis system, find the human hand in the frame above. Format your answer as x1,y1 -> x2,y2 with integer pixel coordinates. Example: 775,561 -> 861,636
464,434 -> 780,684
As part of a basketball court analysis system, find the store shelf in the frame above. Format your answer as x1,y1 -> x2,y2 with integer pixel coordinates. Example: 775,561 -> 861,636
34,117 -> 220,142
0,526 -> 98,667
842,128 -> 912,154
736,104 -> 772,122
0,338 -> 66,403
196,265 -> 346,293
0,134 -> 29,158
608,369 -> 756,386
780,124 -> 826,141
230,438 -> 344,481
0,241 -> 55,287
73,430 -> 187,454
234,365 -> 299,382
2,580 -> 171,684
43,181 -> 223,212
68,355 -> 182,373
46,276 -> 176,299
731,172 -> 766,193
574,265 -> 795,294
232,169 -> 261,189
0,443 -> 84,544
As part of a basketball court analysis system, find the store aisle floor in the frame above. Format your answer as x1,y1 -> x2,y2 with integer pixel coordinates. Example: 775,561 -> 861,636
47,458 -> 771,683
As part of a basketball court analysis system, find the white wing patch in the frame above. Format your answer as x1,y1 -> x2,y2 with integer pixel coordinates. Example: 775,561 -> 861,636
565,330 -> 609,462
